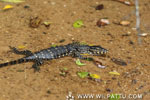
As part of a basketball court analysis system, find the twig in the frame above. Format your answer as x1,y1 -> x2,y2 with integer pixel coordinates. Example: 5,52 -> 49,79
24,66 -> 27,79
135,0 -> 142,45
112,0 -> 134,6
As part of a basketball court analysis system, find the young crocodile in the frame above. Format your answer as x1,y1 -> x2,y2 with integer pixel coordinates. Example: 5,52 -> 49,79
0,42 -> 108,71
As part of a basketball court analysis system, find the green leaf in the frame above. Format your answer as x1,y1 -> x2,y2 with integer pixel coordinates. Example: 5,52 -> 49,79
1,0 -> 25,3
76,59 -> 86,66
77,72 -> 89,78
80,42 -> 88,45
73,20 -> 84,28
109,94 -> 120,100
63,67 -> 68,71
51,44 -> 57,47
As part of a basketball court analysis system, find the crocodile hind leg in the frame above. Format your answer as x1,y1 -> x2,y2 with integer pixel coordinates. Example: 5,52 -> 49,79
32,59 -> 44,72
9,46 -> 33,56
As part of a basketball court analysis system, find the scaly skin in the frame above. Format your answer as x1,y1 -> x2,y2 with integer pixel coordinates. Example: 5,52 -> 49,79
0,42 -> 108,71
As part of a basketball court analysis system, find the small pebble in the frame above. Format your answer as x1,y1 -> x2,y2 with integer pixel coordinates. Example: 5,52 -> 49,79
122,33 -> 130,37
43,32 -> 47,34
24,5 -> 30,8
138,85 -> 144,89
131,79 -> 137,84
112,77 -> 117,80
43,1 -> 48,4
97,18 -> 109,27
120,20 -> 130,26
47,90 -> 51,94
139,33 -> 148,37
95,4 -> 104,10
51,2 -> 56,5
64,5 -> 67,7
93,60 -> 106,68
106,88 -> 112,92
59,39 -> 65,43
129,40 -> 134,45
111,58 -> 127,66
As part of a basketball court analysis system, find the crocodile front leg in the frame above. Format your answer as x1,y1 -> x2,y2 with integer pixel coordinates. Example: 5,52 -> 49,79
71,52 -> 93,61
32,59 -> 44,72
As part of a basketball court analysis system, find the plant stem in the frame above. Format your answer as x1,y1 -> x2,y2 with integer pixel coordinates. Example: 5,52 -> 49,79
135,0 -> 142,45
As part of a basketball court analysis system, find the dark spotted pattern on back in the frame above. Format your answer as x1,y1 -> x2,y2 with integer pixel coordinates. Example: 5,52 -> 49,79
0,42 -> 108,71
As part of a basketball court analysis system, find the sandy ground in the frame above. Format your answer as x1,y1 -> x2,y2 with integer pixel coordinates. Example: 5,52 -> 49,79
0,0 -> 150,100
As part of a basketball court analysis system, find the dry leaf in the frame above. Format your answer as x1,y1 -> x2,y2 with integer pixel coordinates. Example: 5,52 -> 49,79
90,74 -> 101,79
18,45 -> 26,49
3,5 -> 13,10
109,71 -> 120,75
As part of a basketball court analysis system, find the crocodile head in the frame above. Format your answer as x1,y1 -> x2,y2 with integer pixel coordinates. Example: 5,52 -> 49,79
77,44 -> 108,56
88,45 -> 108,56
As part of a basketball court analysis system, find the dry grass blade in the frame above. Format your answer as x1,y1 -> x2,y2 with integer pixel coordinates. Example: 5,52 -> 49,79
1,0 -> 25,3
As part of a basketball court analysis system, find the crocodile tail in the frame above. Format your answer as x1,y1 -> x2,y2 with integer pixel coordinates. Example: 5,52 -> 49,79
0,58 -> 30,68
